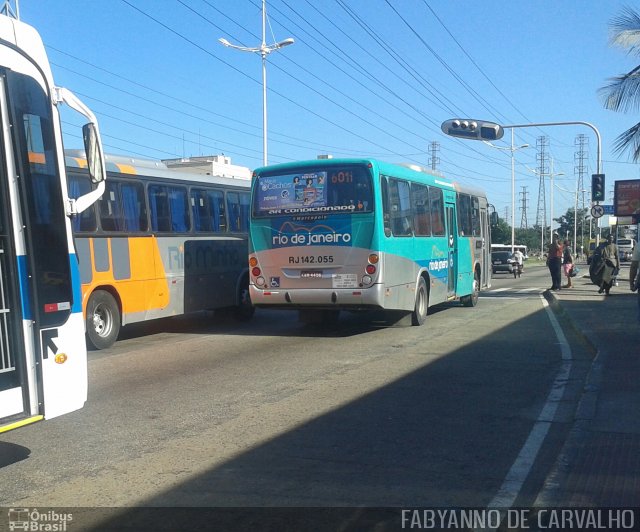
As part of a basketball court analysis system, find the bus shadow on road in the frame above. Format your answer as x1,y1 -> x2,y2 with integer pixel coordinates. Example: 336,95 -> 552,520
83,299 -> 592,531
109,303 -> 461,346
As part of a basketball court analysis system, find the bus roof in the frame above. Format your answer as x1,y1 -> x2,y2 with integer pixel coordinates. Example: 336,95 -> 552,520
65,150 -> 251,188
252,158 -> 486,199
0,13 -> 54,89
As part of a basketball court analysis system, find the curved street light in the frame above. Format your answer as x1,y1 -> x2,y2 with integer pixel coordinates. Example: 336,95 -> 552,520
483,131 -> 529,253
219,0 -> 294,166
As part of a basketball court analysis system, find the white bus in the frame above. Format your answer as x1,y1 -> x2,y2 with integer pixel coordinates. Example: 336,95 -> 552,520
490,243 -> 528,259
0,12 -> 106,433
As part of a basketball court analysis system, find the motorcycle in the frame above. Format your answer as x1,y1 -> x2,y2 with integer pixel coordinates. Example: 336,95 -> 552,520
513,260 -> 523,278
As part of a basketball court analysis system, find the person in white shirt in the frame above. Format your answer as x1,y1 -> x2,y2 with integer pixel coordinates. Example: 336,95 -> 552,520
512,249 -> 524,276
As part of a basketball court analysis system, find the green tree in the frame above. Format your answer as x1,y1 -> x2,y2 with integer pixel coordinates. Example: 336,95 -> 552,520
599,7 -> 640,160
490,216 -> 511,244
553,207 -> 590,241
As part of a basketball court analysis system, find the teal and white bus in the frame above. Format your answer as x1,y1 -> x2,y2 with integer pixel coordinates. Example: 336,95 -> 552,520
248,158 -> 491,324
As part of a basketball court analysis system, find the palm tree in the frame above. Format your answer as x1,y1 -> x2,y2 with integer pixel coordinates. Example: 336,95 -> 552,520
600,6 -> 640,161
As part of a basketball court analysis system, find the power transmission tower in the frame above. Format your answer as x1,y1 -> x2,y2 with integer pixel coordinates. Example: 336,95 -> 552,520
428,141 -> 440,171
574,134 -> 588,254
519,186 -> 529,228
535,136 -> 549,231
0,0 -> 19,18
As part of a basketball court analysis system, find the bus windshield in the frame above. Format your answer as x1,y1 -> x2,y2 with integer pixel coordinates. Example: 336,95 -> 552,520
253,165 -> 373,216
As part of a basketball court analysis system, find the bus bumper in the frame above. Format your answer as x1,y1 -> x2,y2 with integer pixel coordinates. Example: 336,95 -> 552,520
249,283 -> 387,310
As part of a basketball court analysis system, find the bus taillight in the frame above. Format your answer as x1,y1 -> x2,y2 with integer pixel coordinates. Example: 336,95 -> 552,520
368,254 -> 379,264
249,257 -> 258,267
251,267 -> 261,277
365,264 -> 376,275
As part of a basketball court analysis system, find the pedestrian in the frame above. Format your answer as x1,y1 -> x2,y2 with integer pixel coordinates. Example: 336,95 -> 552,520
512,248 -> 524,276
546,233 -> 564,291
562,239 -> 574,288
597,234 -> 620,295
630,243 -> 640,323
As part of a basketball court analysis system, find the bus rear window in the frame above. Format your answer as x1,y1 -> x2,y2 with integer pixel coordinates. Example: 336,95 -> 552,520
253,166 -> 373,216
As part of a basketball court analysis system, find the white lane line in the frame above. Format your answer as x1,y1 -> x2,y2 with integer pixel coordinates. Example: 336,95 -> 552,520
480,294 -> 573,526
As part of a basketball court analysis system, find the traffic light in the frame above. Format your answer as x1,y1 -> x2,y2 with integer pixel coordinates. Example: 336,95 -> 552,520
440,119 -> 505,141
591,173 -> 605,202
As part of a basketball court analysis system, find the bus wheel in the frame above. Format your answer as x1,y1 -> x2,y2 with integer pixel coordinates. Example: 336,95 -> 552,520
86,290 -> 120,350
411,277 -> 428,326
461,272 -> 480,307
234,283 -> 255,321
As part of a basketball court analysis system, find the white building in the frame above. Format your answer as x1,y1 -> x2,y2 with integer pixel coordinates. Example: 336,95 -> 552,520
162,155 -> 251,180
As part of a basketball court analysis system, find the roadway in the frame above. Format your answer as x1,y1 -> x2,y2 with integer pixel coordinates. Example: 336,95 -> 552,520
0,263 -> 596,529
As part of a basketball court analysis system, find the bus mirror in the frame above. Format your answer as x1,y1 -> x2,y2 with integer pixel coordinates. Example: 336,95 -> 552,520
83,123 -> 105,184
490,212 -> 499,226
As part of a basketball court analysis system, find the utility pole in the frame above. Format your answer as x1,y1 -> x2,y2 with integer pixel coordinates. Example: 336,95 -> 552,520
519,186 -> 529,229
574,134 -> 588,256
429,141 -> 440,171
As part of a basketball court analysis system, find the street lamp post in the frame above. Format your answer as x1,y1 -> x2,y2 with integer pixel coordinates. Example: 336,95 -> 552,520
484,131 -> 528,253
219,0 -> 293,166
548,158 -> 565,244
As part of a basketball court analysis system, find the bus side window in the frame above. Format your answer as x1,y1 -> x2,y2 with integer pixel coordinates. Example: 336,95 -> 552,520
381,175 -> 392,237
239,192 -> 250,232
208,189 -> 226,232
389,178 -> 412,237
148,185 -> 171,232
68,174 -> 97,232
191,188 -> 212,232
99,181 -> 124,231
411,183 -> 431,236
429,187 -> 445,236
121,181 -> 147,231
457,193 -> 472,236
168,186 -> 189,232
227,192 -> 239,232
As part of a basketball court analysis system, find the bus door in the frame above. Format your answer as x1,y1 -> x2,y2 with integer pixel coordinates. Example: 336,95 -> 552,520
445,202 -> 457,298
480,206 -> 489,288
0,75 -> 31,427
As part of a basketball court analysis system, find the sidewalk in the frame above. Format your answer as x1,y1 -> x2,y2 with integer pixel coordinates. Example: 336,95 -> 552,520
536,264 -> 640,508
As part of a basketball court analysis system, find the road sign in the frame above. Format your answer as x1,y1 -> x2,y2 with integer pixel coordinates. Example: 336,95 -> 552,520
602,204 -> 614,215
591,204 -> 604,218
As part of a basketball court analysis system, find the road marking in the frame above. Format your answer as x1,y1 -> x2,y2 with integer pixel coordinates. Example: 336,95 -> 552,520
479,294 -> 573,528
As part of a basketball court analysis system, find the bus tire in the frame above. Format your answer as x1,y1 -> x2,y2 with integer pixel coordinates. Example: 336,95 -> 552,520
234,282 -> 255,321
86,290 -> 120,350
461,271 -> 480,307
411,277 -> 428,326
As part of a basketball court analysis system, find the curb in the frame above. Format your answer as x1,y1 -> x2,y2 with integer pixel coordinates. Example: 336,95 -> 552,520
534,289 -> 605,507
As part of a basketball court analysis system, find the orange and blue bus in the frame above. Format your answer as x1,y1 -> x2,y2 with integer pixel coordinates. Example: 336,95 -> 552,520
248,158 -> 491,324
0,13 -> 106,433
66,154 -> 254,349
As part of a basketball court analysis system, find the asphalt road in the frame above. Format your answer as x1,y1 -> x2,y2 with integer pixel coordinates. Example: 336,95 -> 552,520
0,264 -> 595,529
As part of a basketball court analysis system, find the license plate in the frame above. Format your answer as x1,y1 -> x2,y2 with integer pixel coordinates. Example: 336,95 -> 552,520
300,271 -> 322,278
493,261 -> 501,265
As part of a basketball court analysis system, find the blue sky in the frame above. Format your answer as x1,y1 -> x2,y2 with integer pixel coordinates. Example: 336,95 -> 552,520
22,0 -> 640,229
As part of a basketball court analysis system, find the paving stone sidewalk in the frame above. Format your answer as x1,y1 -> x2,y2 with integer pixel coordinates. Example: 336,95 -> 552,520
536,267 -> 640,508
